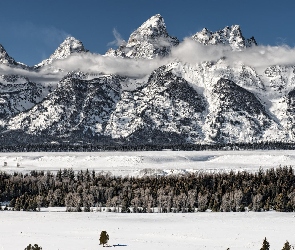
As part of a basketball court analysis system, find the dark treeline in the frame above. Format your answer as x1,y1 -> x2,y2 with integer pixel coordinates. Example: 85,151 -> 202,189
1,167 -> 295,212
0,141 -> 295,152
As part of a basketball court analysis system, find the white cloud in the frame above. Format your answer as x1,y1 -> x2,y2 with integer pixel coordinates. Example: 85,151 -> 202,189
52,52 -> 168,78
0,65 -> 64,85
171,38 -> 295,72
170,38 -> 228,64
2,36 -> 295,83
38,39 -> 295,78
227,44 -> 295,68
53,39 -> 295,79
107,29 -> 126,47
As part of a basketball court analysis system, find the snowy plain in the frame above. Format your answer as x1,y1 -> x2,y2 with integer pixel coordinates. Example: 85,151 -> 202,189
1,150 -> 295,176
1,150 -> 295,250
1,210 -> 295,250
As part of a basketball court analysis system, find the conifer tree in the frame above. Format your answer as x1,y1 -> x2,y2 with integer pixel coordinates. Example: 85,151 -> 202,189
260,237 -> 270,250
24,244 -> 42,250
282,241 -> 291,250
99,231 -> 109,247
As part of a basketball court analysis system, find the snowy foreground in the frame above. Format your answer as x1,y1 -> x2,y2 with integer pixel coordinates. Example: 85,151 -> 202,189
1,210 -> 295,250
1,150 -> 295,250
1,150 -> 295,176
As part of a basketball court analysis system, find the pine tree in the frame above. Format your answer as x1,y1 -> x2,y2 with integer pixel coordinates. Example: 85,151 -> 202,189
24,243 -> 42,250
99,231 -> 109,247
282,241 -> 291,250
260,237 -> 270,250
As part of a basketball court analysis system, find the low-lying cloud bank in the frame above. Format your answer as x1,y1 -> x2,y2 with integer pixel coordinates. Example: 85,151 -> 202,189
52,53 -> 170,79
172,38 -> 295,69
0,65 -> 64,85
2,39 -> 295,83
53,39 -> 295,78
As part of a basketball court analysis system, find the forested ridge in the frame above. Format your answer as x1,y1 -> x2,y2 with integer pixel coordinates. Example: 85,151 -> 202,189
0,141 -> 295,152
1,167 -> 295,212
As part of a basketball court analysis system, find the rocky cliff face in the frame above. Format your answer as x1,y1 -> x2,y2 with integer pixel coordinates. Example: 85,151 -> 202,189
204,78 -> 273,143
105,65 -> 206,144
8,74 -> 123,139
0,75 -> 48,119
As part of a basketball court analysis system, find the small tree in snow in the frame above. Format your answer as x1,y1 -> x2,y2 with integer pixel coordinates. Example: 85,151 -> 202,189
260,237 -> 270,250
282,241 -> 292,250
24,244 -> 42,250
99,231 -> 109,247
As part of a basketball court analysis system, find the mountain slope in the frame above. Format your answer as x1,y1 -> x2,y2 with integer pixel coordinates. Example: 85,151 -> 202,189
204,78 -> 275,143
168,60 -> 289,142
0,75 -> 48,119
2,61 -> 293,145
105,65 -> 206,144
7,74 -> 123,139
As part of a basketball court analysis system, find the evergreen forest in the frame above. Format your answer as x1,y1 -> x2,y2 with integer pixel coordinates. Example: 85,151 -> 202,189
1,166 -> 295,212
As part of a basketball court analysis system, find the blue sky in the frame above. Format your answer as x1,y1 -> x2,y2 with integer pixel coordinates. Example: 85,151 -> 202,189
1,0 -> 294,66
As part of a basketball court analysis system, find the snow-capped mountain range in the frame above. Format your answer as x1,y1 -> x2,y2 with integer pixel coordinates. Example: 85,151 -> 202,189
0,14 -> 295,146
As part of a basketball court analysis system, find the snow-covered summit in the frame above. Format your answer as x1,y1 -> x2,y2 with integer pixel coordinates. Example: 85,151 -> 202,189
35,36 -> 88,68
192,25 -> 257,50
105,14 -> 179,59
127,14 -> 171,45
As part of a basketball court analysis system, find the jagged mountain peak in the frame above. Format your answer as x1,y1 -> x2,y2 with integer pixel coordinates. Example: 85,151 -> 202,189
138,14 -> 163,27
0,44 -> 17,66
128,14 -> 166,41
35,36 -> 88,68
0,44 -> 29,69
57,36 -> 87,52
105,14 -> 179,59
192,24 -> 257,50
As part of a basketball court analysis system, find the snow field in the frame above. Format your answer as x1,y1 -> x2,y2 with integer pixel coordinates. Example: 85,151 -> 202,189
0,211 -> 294,250
1,150 -> 295,176
1,150 -> 295,250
